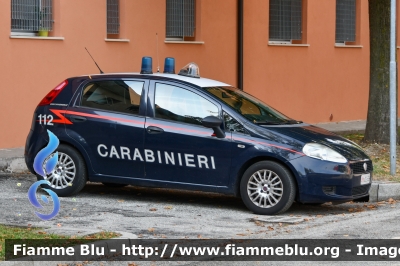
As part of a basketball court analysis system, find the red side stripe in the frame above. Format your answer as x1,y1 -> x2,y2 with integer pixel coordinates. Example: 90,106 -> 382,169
233,136 -> 304,156
50,109 -> 302,155
49,109 -> 73,125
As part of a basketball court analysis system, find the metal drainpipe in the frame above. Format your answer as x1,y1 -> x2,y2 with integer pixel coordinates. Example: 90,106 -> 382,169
238,0 -> 243,90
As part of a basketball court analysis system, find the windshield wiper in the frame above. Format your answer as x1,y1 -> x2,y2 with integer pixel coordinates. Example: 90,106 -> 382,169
285,119 -> 303,124
254,119 -> 303,125
254,121 -> 286,125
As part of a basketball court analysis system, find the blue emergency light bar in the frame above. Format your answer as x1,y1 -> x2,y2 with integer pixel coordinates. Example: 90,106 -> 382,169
163,57 -> 175,74
140,57 -> 153,74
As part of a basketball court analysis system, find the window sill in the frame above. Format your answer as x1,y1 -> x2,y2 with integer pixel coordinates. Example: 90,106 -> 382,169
334,44 -> 363,48
9,36 -> 64,40
268,43 -> 310,47
164,41 -> 205,44
105,38 -> 130,42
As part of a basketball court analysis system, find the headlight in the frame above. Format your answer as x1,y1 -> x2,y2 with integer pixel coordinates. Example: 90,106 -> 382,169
302,143 -> 347,163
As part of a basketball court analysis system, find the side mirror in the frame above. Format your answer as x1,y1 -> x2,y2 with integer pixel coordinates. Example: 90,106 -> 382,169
201,116 -> 225,139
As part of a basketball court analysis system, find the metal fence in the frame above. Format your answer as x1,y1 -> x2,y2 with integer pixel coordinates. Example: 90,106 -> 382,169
107,0 -> 119,34
336,0 -> 356,43
11,0 -> 53,32
269,0 -> 302,41
166,0 -> 195,38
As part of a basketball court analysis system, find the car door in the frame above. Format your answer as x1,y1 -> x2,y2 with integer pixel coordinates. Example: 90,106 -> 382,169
65,78 -> 148,178
143,81 -> 233,187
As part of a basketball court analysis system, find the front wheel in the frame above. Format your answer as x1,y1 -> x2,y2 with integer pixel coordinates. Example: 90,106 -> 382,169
36,144 -> 87,197
240,161 -> 296,215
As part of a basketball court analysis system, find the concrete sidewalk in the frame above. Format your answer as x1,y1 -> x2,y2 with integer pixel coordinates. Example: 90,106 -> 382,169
1,119 -> 400,202
314,119 -> 366,134
0,147 -> 25,173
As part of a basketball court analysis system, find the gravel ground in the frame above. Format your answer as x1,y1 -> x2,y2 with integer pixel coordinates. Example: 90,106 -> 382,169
2,174 -> 400,266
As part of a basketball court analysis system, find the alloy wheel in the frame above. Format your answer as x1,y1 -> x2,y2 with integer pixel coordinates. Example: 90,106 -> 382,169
247,169 -> 283,208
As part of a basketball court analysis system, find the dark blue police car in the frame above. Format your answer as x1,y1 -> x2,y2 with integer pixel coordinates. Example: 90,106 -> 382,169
25,58 -> 372,215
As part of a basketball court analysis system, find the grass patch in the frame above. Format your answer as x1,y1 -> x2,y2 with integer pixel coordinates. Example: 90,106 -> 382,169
341,133 -> 400,182
342,133 -> 365,143
0,224 -> 120,261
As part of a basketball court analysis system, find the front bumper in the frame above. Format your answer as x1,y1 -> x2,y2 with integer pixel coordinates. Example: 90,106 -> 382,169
289,156 -> 372,203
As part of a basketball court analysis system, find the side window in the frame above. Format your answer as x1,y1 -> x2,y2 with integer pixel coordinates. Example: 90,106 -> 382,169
223,112 -> 247,134
81,80 -> 144,115
155,83 -> 218,126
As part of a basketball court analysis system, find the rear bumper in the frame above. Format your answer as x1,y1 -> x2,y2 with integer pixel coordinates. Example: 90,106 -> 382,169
24,129 -> 48,174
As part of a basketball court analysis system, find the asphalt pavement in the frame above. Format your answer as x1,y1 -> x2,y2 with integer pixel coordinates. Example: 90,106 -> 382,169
1,173 -> 400,265
2,174 -> 400,240
3,119 -> 400,265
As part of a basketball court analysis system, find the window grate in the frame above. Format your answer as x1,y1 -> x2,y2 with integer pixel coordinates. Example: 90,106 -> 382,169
166,0 -> 195,38
269,0 -> 302,41
336,0 -> 356,43
107,0 -> 119,34
11,0 -> 53,32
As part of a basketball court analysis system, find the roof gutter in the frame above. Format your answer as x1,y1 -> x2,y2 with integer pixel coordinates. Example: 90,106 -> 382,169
238,0 -> 243,90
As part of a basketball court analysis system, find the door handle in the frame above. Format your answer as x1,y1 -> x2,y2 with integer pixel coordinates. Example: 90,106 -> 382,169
146,126 -> 164,134
70,115 -> 87,122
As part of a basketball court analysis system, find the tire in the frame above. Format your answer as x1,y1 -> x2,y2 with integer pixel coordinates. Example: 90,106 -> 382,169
36,144 -> 87,197
240,161 -> 296,215
102,183 -> 128,188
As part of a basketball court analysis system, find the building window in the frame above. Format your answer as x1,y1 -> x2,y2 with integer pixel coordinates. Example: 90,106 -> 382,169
166,0 -> 196,40
107,0 -> 119,35
335,0 -> 356,44
11,0 -> 53,34
269,0 -> 302,43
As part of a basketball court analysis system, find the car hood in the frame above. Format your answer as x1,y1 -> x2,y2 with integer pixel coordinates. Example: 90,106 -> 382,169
261,124 -> 370,161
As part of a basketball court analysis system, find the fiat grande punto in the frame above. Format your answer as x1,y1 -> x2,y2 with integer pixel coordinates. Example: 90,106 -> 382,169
25,58 -> 372,215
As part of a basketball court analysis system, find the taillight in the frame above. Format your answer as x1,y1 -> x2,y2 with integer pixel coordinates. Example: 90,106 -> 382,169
38,80 -> 69,106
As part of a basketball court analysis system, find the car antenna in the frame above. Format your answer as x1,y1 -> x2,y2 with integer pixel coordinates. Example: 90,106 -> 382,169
156,33 -> 160,73
85,47 -> 104,74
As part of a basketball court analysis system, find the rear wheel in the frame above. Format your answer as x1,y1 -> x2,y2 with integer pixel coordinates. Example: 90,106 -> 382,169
37,144 -> 87,197
240,161 -> 296,215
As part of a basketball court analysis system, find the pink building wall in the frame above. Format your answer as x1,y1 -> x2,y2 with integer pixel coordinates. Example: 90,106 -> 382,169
0,0 -> 394,148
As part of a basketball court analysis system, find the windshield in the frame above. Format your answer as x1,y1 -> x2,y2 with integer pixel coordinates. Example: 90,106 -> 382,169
205,86 -> 300,125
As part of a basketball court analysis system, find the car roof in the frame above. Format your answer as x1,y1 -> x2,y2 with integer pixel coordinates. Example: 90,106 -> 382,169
80,72 -> 232,88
